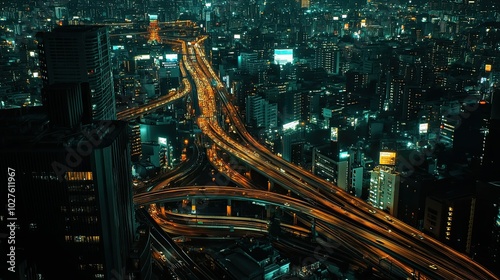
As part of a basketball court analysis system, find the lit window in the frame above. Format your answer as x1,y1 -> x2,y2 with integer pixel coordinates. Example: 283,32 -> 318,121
66,172 -> 93,181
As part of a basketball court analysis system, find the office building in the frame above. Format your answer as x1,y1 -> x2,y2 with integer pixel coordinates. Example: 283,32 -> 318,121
245,95 -> 278,129
423,187 -> 475,253
282,125 -> 305,163
481,90 -> 500,179
397,170 -> 435,229
0,102 -> 148,279
471,181 -> 500,276
311,145 -> 350,191
41,82 -> 92,127
37,25 -> 116,121
129,121 -> 143,162
314,42 -> 340,75
159,53 -> 181,95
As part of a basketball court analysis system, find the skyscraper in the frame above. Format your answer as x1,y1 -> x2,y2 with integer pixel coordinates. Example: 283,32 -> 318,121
0,87 -> 148,278
37,25 -> 116,121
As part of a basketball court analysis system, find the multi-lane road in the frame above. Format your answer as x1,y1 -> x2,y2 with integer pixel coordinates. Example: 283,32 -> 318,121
126,26 -> 499,279
174,35 -> 499,279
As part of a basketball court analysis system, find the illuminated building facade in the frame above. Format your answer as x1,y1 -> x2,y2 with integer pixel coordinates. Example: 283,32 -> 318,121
129,121 -> 143,162
368,165 -> 400,216
314,42 -> 340,75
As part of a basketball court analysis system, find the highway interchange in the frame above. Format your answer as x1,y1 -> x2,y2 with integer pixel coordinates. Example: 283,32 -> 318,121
121,27 -> 499,280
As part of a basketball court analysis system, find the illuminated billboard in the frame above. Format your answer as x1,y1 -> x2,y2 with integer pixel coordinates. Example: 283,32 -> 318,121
379,151 -> 396,166
283,120 -> 299,130
330,127 -> 338,142
135,54 -> 151,60
339,151 -> 349,159
158,137 -> 167,146
165,54 -> 178,61
274,49 -> 293,65
419,123 -> 428,134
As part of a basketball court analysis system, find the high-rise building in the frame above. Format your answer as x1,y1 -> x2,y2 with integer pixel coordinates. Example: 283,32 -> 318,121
471,181 -> 500,276
238,52 -> 268,75
129,121 -> 143,163
37,25 -> 116,121
481,90 -> 500,178
283,90 -> 305,123
245,95 -> 278,129
397,170 -> 435,229
159,53 -> 181,95
423,187 -> 475,253
401,86 -> 424,122
0,102 -> 149,279
311,145 -> 350,192
41,82 -> 92,127
368,165 -> 401,216
282,125 -> 305,163
314,42 -> 340,75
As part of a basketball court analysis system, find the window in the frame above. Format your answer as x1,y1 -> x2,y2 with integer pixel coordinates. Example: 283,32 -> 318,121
66,172 -> 93,181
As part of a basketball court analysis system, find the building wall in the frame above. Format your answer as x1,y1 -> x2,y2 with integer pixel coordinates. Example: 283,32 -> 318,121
0,121 -> 136,279
37,26 -> 116,121
369,165 -> 400,216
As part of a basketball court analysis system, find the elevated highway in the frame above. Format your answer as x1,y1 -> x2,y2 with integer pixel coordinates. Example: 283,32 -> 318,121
177,36 -> 499,280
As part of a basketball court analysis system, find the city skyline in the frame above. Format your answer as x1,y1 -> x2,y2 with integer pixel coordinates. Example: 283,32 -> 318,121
1,0 -> 500,279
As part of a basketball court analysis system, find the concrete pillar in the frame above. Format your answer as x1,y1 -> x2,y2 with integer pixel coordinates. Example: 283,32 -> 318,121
191,198 -> 196,214
227,199 -> 232,216
311,217 -> 317,238
267,180 -> 274,192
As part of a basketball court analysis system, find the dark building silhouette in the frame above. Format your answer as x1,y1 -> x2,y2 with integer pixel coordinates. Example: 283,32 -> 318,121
41,82 -> 92,127
422,177 -> 476,253
481,90 -> 500,179
36,25 -> 117,121
397,170 -> 436,229
471,181 -> 500,277
0,83 -> 151,279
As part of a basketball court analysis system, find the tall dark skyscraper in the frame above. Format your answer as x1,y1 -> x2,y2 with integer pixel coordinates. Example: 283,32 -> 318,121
36,25 -> 117,121
0,84 -> 146,278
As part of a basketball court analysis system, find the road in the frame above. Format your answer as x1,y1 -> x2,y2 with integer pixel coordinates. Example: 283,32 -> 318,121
174,35 -> 499,280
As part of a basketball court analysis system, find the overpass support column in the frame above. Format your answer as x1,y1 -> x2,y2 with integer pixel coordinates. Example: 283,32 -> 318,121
311,218 -> 317,239
266,204 -> 272,219
227,199 -> 232,216
191,198 -> 196,214
267,180 -> 274,192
